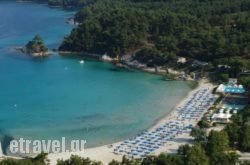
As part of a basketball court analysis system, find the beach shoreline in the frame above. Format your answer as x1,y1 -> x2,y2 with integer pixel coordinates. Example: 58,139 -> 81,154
45,80 -> 217,165
0,80 -> 216,165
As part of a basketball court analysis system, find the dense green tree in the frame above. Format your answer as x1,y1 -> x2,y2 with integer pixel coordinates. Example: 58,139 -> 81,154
240,161 -> 250,165
224,123 -> 239,147
224,106 -> 250,151
209,152 -> 239,165
190,126 -> 206,142
219,73 -> 229,83
178,144 -> 191,157
207,131 -> 229,155
108,160 -> 120,165
197,118 -> 210,129
186,143 -> 209,165
239,123 -> 250,152
141,154 -> 184,165
242,108 -> 250,123
239,76 -> 250,89
57,155 -> 102,165
25,35 -> 48,54
0,153 -> 47,165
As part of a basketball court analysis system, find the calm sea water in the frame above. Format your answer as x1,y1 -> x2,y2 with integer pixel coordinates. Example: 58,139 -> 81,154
0,1 -> 190,154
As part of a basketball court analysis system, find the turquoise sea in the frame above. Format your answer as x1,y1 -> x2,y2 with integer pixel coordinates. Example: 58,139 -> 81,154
0,1 -> 191,155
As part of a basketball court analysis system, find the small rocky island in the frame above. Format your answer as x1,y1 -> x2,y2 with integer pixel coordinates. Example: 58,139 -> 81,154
24,35 -> 49,57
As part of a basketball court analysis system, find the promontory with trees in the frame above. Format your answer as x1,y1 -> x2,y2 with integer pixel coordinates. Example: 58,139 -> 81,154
53,0 -> 250,82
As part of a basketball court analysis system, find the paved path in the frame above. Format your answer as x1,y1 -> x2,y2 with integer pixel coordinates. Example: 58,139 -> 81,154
239,152 -> 250,161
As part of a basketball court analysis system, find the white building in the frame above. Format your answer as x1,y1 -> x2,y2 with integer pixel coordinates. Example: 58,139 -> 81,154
177,57 -> 186,63
211,113 -> 232,123
228,78 -> 238,86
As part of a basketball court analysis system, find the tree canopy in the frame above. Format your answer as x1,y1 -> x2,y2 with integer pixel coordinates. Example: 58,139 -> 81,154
59,0 -> 250,63
25,35 -> 48,54
225,106 -> 250,152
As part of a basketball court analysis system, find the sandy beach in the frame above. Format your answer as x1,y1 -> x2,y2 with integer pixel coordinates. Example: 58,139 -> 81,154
46,80 -> 217,165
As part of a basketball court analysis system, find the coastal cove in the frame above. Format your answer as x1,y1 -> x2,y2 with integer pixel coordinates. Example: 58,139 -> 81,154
0,1 -> 191,156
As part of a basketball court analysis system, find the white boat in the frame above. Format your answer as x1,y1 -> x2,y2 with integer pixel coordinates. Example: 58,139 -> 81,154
79,60 -> 84,64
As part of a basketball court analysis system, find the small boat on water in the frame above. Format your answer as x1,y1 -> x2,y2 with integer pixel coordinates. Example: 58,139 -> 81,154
79,60 -> 84,64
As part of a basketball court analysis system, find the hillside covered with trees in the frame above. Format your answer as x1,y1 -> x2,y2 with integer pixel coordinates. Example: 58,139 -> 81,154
59,0 -> 250,62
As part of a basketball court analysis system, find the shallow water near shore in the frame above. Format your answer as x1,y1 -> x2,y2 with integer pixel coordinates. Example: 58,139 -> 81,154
0,1 -> 191,155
